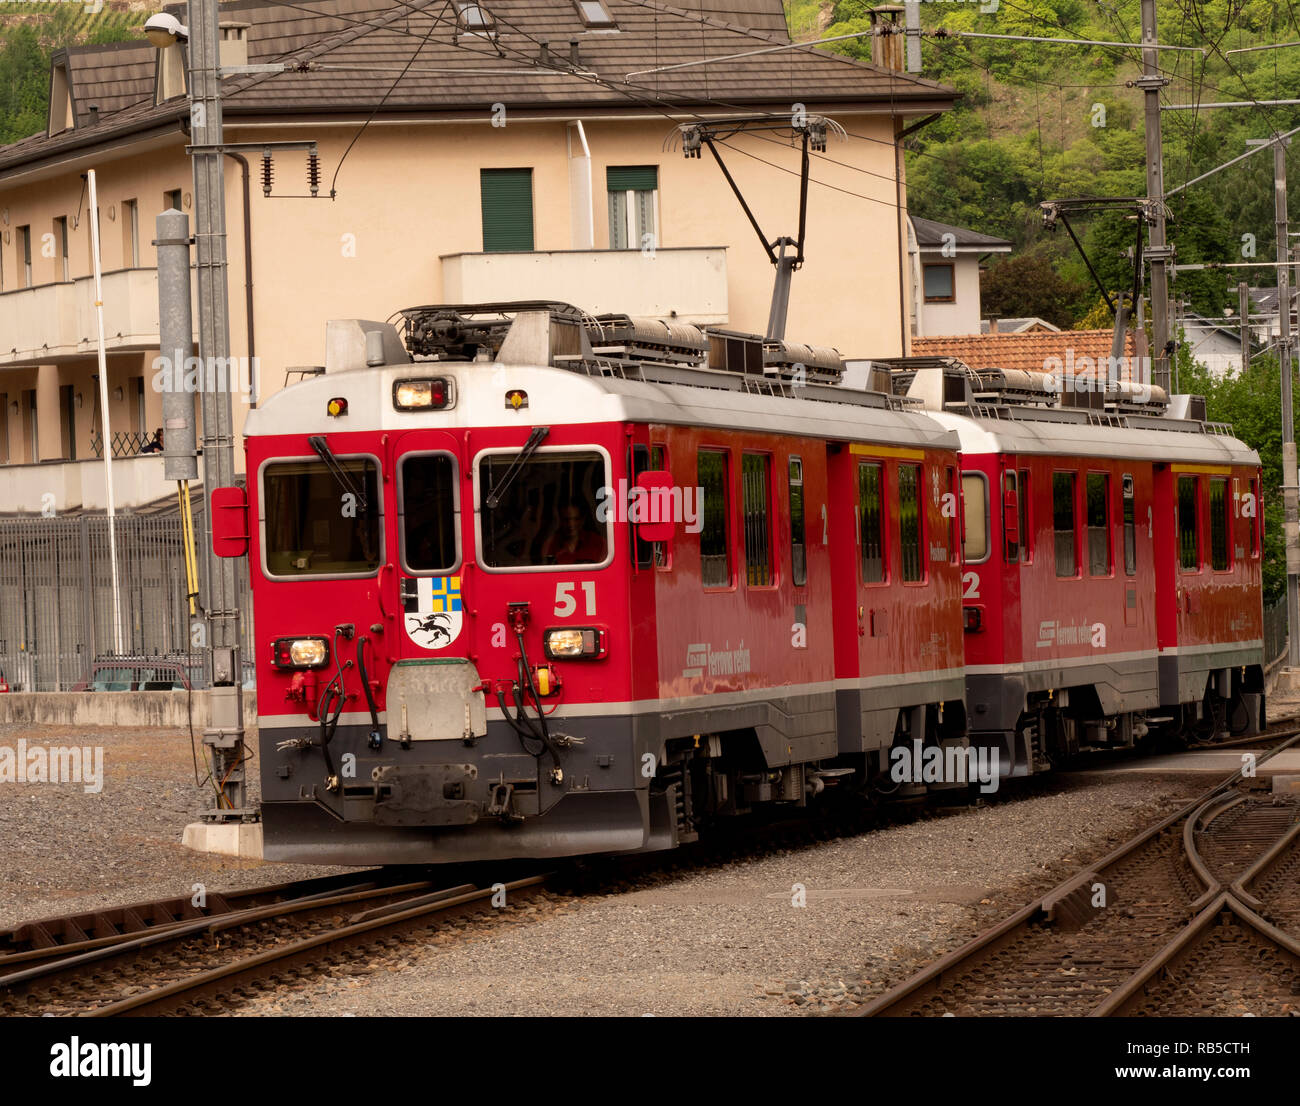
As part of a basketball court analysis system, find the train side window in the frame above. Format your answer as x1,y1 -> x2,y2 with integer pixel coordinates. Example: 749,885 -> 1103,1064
1122,473 -> 1136,576
859,462 -> 886,583
698,449 -> 731,588
1018,468 -> 1032,563
1250,476 -> 1261,557
742,453 -> 773,587
899,463 -> 925,582
651,444 -> 669,569
1177,475 -> 1200,571
1003,470 -> 1019,564
960,471 -> 989,564
1086,472 -> 1111,576
399,453 -> 459,573
1053,471 -> 1077,578
788,456 -> 807,587
1209,477 -> 1230,571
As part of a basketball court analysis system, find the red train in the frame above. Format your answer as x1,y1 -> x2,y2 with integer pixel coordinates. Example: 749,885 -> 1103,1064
212,304 -> 1264,865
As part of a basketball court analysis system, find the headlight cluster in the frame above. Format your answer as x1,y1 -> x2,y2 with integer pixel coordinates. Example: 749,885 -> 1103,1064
543,628 -> 605,659
271,637 -> 330,669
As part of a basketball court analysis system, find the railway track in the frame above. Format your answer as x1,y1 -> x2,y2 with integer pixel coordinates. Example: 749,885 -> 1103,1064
856,729 -> 1300,1017
0,872 -> 550,1016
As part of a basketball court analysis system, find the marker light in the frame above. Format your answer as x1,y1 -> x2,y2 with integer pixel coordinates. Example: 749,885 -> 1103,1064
962,607 -> 983,633
505,389 -> 529,410
394,377 -> 452,411
272,637 -> 330,669
327,397 -> 348,417
544,627 -> 605,659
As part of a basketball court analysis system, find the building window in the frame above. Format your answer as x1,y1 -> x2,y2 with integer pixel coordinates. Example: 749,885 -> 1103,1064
698,449 -> 730,588
1209,477 -> 1230,571
23,389 -> 37,462
59,384 -> 76,461
858,462 -> 885,583
1086,472 -> 1110,575
123,199 -> 139,267
480,168 -> 534,252
455,1 -> 496,34
899,463 -> 924,582
0,393 -> 8,463
164,189 -> 183,212
54,216 -> 69,281
607,165 -> 657,251
789,456 -> 806,587
1053,471 -> 1077,577
18,225 -> 32,288
575,0 -> 616,26
132,376 -> 145,436
922,262 -> 954,303
742,453 -> 772,587
1122,473 -> 1136,576
1178,475 -> 1200,570
961,472 -> 988,563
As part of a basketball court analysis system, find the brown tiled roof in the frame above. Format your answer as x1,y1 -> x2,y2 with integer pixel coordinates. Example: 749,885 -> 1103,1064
0,0 -> 955,173
912,330 -> 1136,374
61,42 -> 158,125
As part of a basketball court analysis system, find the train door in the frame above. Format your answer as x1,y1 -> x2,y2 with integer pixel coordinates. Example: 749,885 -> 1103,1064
391,430 -> 467,659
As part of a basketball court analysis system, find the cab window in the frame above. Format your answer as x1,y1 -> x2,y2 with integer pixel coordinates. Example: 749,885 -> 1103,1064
479,450 -> 609,568
264,457 -> 381,577
399,453 -> 459,573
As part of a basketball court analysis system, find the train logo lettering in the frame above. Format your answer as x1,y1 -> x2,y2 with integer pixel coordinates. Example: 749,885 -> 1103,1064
403,575 -> 463,650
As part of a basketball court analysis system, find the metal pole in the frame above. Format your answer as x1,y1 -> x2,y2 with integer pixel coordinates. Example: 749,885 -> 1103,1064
157,208 -> 198,483
904,2 -> 921,74
1274,138 -> 1300,669
1239,281 -> 1251,371
1139,0 -> 1172,394
188,0 -> 248,818
87,170 -> 124,656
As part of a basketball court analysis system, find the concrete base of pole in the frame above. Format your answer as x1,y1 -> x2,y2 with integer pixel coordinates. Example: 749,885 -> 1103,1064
1273,666 -> 1300,697
182,820 -> 263,859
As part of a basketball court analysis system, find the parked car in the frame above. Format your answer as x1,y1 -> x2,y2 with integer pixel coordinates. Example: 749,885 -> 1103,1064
71,656 -> 255,692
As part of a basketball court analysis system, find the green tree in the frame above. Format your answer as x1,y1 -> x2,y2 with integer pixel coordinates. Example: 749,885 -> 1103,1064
980,250 -> 1088,327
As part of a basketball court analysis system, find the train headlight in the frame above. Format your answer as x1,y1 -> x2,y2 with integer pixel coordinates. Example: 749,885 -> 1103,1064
393,377 -> 453,411
272,637 -> 330,669
544,628 -> 605,659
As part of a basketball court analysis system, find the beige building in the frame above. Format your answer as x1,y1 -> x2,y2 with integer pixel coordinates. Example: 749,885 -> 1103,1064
0,0 -> 954,513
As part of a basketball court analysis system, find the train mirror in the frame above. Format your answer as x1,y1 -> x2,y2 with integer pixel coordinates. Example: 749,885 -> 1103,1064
633,470 -> 676,544
211,485 -> 249,558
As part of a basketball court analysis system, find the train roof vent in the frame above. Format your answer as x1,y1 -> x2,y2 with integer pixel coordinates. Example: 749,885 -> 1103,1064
971,367 -> 1056,406
763,339 -> 844,384
705,328 -> 766,376
1105,380 -> 1169,414
586,315 -> 707,365
865,357 -> 974,410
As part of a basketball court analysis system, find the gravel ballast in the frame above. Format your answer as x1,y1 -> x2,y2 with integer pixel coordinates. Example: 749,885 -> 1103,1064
0,721 -> 1212,1015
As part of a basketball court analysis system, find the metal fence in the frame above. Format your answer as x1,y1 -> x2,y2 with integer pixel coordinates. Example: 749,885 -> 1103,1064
1265,597 -> 1288,670
0,507 -> 251,691
88,430 -> 158,459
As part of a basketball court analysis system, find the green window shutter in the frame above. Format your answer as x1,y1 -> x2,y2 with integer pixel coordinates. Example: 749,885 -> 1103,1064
606,165 -> 658,192
480,168 -> 534,252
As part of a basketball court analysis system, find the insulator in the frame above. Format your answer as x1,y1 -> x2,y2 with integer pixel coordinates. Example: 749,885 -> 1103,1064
307,152 -> 321,197
260,151 -> 274,197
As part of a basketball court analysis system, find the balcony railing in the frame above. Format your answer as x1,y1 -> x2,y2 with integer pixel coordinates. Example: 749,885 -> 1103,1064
0,268 -> 194,367
89,430 -> 158,459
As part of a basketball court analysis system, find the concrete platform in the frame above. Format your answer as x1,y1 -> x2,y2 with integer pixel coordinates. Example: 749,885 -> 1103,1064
182,820 -> 264,859
1079,748 -> 1300,775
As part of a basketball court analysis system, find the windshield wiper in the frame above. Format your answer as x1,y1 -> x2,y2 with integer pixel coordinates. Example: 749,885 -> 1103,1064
485,426 -> 550,509
308,434 -> 369,514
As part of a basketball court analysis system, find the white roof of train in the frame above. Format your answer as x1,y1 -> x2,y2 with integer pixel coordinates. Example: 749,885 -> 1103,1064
932,409 -> 1260,467
245,358 -> 962,453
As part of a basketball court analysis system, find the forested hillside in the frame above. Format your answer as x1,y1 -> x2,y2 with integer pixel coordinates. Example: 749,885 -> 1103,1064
0,3 -> 139,145
793,0 -> 1300,326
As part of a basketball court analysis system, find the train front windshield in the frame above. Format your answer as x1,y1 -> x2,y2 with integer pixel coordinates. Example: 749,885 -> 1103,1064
263,457 -> 381,576
479,450 -> 610,568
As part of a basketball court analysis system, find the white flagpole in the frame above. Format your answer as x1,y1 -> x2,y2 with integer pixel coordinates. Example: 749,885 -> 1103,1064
87,169 -> 124,655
